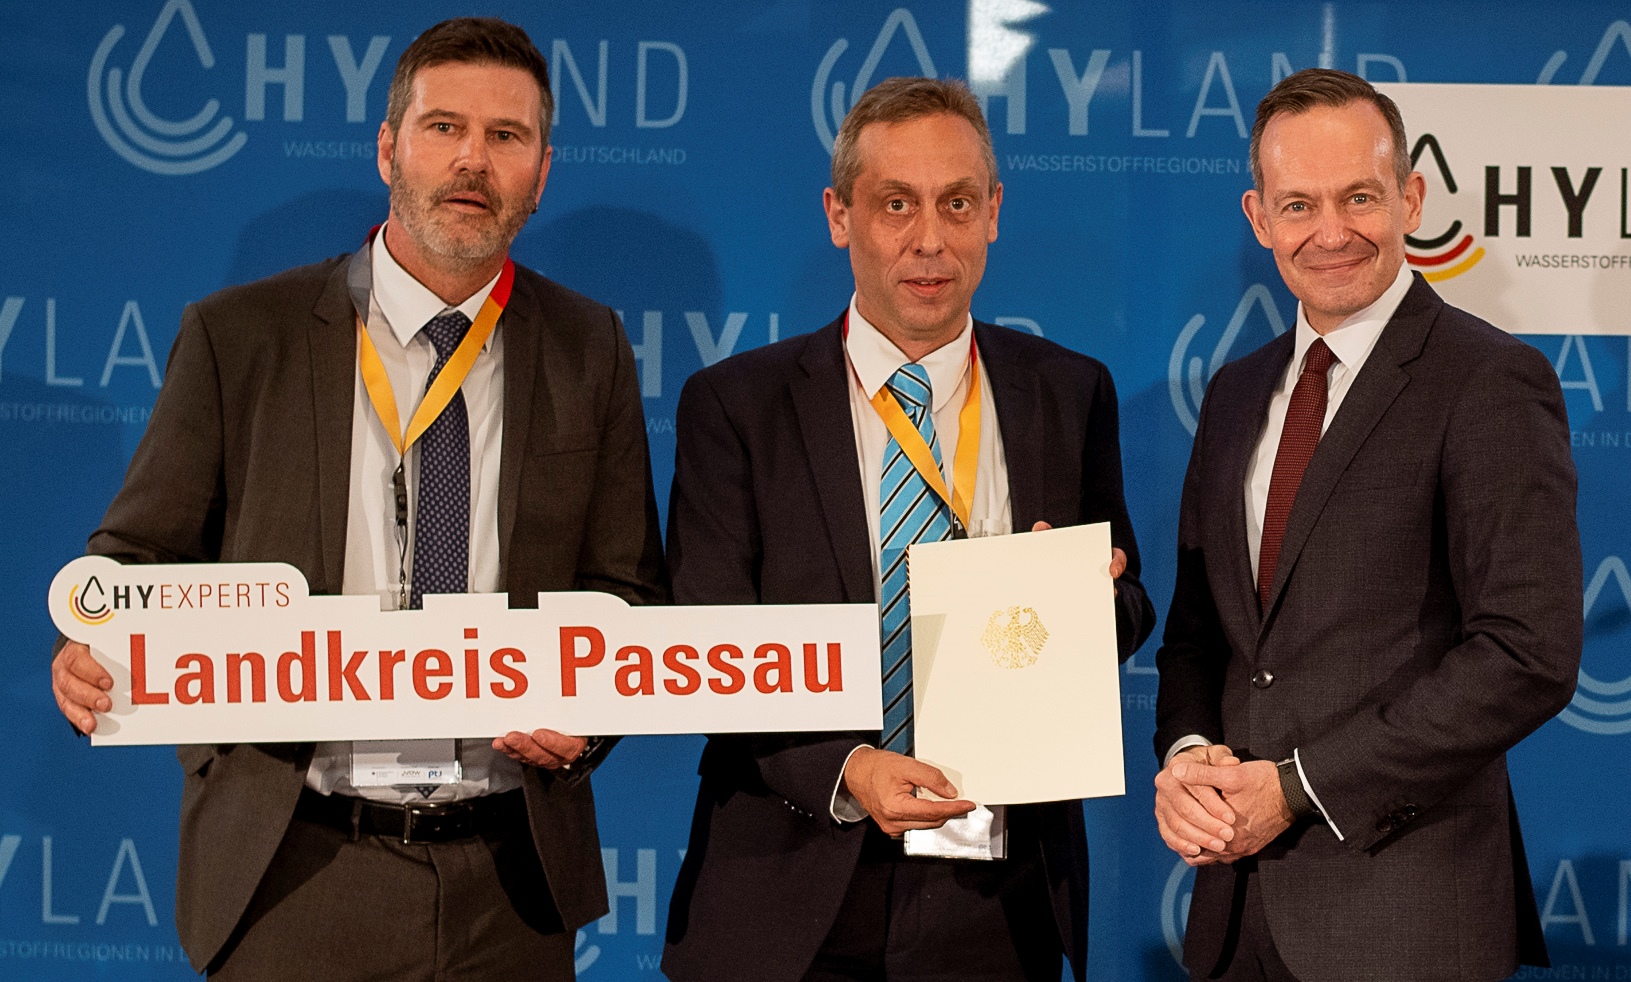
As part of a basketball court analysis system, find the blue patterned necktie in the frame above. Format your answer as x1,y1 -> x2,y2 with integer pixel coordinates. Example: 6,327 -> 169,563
410,310 -> 472,609
878,363 -> 953,755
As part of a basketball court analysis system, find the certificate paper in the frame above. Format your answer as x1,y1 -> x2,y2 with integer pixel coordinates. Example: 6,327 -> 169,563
907,523 -> 1125,804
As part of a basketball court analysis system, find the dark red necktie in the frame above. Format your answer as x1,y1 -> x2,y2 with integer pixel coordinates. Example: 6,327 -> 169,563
1258,339 -> 1336,611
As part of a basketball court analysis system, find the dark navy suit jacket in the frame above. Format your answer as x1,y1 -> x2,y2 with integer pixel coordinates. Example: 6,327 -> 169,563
1155,275 -> 1581,982
661,316 -> 1155,982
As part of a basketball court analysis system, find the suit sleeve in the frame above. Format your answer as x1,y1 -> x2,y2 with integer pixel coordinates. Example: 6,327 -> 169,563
1078,365 -> 1156,660
88,302 -> 227,566
573,309 -> 670,607
1153,370 -> 1231,762
1297,343 -> 1581,851
668,369 -> 866,819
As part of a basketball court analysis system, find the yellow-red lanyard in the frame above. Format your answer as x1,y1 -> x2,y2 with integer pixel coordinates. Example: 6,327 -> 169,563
356,261 -> 514,458
845,313 -> 981,532
349,229 -> 513,608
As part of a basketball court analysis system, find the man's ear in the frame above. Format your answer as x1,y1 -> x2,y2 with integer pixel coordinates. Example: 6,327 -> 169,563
823,187 -> 851,250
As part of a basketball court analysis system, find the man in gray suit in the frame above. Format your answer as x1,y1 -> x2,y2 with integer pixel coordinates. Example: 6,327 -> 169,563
49,18 -> 664,980
1153,69 -> 1581,982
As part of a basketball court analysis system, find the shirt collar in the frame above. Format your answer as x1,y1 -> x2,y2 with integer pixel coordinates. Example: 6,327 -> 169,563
372,223 -> 501,352
844,295 -> 974,413
1291,261 -> 1413,373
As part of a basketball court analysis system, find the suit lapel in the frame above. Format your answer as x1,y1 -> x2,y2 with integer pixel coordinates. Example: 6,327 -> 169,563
1219,337 -> 1289,638
309,260 -> 359,594
497,276 -> 541,563
974,325 -> 1044,529
1261,275 -> 1439,623
791,320 -> 875,603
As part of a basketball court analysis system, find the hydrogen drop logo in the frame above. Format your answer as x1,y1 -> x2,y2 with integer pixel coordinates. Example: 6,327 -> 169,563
88,0 -> 246,175
573,928 -> 600,972
1160,858 -> 1194,967
1405,135 -> 1484,284
1168,284 -> 1290,435
1559,556 -> 1631,736
811,9 -> 938,154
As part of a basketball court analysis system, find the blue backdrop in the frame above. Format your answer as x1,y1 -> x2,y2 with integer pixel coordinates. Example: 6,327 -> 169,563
2,1 -> 1626,978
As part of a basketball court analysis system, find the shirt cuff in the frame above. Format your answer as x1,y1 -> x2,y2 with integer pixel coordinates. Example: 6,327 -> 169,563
1293,748 -> 1344,841
830,744 -> 873,823
1164,734 -> 1212,767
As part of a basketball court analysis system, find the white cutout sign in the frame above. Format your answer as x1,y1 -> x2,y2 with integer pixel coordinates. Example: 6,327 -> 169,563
50,557 -> 882,746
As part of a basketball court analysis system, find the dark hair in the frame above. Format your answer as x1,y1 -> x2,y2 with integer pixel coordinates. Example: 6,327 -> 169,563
1249,68 -> 1409,191
385,17 -> 554,144
830,76 -> 997,205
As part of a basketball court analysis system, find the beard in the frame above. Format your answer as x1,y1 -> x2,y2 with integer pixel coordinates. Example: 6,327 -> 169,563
388,157 -> 536,273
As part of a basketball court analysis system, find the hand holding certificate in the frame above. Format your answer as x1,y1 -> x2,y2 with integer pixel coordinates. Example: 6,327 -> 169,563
907,522 -> 1126,805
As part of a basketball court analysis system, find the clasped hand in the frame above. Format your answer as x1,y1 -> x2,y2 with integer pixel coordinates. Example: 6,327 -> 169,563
1153,745 -> 1294,866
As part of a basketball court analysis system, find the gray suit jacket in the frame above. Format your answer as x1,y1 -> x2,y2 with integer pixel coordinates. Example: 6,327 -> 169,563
83,254 -> 667,972
1155,274 -> 1581,982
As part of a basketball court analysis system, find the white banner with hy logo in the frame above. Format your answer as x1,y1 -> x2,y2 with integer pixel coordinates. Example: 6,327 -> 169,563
50,557 -> 881,745
1379,82 -> 1631,335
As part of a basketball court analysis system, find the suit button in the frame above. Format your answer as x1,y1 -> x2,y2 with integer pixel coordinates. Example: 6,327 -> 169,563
1376,817 -> 1395,833
1401,805 -> 1418,820
1251,669 -> 1275,688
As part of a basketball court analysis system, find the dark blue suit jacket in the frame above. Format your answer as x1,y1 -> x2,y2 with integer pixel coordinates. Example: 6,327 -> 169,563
1154,275 -> 1581,982
661,315 -> 1155,982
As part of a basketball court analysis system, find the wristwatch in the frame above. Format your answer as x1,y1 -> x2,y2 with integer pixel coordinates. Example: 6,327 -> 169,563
1276,757 -> 1316,819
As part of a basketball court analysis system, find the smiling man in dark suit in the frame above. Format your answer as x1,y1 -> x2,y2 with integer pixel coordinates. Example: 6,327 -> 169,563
49,17 -> 665,981
1153,69 -> 1581,982
661,76 -> 1154,982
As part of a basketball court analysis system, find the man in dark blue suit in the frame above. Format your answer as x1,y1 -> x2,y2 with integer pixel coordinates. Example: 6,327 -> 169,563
1153,70 -> 1580,982
661,77 -> 1154,982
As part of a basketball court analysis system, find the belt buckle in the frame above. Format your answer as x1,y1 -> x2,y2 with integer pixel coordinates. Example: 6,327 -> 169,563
400,801 -> 452,845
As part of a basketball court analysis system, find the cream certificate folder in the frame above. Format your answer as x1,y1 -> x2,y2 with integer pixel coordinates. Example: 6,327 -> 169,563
907,522 -> 1125,805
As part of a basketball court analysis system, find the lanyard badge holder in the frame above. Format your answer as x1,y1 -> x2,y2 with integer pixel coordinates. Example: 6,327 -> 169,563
343,230 -> 514,790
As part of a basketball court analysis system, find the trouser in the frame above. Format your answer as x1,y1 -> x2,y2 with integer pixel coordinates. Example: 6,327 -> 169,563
1204,862 -> 1301,982
803,820 -> 1063,982
209,789 -> 574,981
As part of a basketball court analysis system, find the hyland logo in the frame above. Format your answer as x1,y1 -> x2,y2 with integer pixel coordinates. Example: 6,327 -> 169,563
70,576 -> 116,627
1160,858 -> 1194,967
88,0 -> 246,176
1405,134 -> 1484,284
88,0 -> 395,176
1168,284 -> 1290,435
1558,556 -> 1631,736
810,3 -> 1046,153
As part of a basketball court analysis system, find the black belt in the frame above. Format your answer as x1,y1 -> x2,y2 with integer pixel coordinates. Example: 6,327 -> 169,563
295,787 -> 522,844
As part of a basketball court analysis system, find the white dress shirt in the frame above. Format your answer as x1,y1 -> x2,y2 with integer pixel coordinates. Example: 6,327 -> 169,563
1167,262 -> 1415,840
305,227 -> 523,803
832,297 -> 1010,822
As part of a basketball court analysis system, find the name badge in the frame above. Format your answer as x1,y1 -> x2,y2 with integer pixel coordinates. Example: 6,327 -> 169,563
350,739 -> 461,787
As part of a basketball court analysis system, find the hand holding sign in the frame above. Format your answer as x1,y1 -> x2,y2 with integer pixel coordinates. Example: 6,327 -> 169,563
51,640 -> 112,734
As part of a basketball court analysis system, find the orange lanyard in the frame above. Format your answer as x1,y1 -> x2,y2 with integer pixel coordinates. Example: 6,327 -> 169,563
348,229 -> 513,608
355,259 -> 513,459
845,313 -> 981,531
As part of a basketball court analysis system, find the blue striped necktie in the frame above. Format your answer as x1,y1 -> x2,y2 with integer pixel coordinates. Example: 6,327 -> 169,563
878,363 -> 953,755
410,310 -> 472,609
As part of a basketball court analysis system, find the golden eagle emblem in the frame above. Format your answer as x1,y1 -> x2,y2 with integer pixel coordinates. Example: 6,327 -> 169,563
980,606 -> 1049,669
